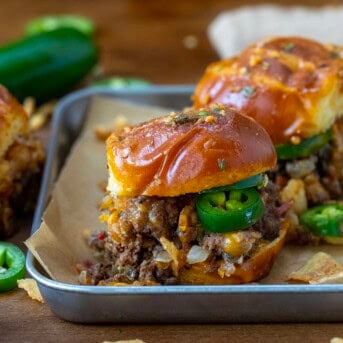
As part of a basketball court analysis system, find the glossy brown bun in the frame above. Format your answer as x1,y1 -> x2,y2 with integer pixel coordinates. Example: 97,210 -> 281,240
0,85 -> 28,158
106,104 -> 276,197
193,36 -> 343,145
179,223 -> 288,285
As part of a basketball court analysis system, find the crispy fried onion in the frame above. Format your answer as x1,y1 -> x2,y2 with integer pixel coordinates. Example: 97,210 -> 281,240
288,252 -> 343,284
159,236 -> 180,276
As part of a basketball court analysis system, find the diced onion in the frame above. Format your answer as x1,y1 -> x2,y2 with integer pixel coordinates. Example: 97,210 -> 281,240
78,270 -> 88,285
186,245 -> 210,264
154,251 -> 173,263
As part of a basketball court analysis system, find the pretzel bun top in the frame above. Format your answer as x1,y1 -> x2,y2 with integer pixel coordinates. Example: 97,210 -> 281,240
193,36 -> 343,144
106,104 -> 276,197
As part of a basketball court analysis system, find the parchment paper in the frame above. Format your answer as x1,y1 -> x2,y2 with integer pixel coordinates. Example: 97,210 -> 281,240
209,5 -> 343,59
26,96 -> 343,285
26,97 -> 170,284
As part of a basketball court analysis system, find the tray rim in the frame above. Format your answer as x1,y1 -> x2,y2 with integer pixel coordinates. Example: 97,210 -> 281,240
26,85 -> 343,296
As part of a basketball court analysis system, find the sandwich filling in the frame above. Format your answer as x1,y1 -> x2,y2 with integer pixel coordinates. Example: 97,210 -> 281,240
79,178 -> 286,285
270,118 -> 343,243
0,86 -> 44,237
0,134 -> 44,237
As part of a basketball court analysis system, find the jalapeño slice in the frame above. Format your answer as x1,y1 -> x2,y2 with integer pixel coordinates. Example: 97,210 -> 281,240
275,130 -> 332,160
196,189 -> 264,233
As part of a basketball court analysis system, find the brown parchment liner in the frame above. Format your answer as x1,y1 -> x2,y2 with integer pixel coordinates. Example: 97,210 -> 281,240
26,96 -> 343,285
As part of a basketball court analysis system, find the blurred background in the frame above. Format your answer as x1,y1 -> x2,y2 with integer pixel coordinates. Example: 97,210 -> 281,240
0,0 -> 341,85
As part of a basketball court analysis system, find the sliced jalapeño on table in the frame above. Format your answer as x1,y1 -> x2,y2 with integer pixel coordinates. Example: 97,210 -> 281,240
0,242 -> 25,292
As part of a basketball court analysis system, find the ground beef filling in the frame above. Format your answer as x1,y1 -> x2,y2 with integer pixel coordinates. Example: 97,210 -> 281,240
81,180 -> 284,285
0,135 -> 44,237
268,119 -> 343,244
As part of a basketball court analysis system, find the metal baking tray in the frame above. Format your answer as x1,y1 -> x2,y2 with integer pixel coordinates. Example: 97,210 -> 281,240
27,86 -> 343,323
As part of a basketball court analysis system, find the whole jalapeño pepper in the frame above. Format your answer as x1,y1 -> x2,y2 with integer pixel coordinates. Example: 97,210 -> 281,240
0,28 -> 98,102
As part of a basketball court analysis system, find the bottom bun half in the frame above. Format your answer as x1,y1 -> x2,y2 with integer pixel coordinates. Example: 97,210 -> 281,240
179,222 -> 288,285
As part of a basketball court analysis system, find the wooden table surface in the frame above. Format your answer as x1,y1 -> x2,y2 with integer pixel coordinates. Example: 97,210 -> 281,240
1,1 -> 343,342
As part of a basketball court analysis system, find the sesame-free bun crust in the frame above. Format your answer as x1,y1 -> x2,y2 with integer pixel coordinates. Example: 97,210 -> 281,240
107,104 -> 276,197
179,223 -> 287,285
193,36 -> 343,145
0,85 -> 28,157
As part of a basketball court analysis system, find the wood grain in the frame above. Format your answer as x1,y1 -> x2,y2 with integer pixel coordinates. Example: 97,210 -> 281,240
1,0 -> 343,341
